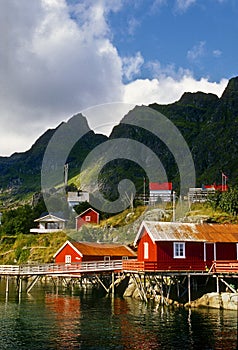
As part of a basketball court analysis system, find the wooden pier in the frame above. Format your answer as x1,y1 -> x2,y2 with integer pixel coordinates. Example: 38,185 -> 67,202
1,259 -> 238,304
0,260 -> 124,296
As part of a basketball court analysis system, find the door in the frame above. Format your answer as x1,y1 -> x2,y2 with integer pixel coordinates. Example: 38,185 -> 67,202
206,243 -> 214,268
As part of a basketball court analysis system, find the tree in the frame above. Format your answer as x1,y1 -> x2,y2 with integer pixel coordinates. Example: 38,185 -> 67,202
208,186 -> 238,216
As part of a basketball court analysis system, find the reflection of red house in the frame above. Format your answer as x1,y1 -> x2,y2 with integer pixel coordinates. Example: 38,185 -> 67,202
123,221 -> 238,272
76,208 -> 99,230
53,240 -> 137,264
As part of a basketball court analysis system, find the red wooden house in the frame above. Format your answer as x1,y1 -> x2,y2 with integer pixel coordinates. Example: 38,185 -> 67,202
123,221 -> 238,272
76,208 -> 99,230
53,240 -> 137,264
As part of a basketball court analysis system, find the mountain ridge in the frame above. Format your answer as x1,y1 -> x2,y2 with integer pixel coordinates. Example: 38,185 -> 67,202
0,76 -> 238,206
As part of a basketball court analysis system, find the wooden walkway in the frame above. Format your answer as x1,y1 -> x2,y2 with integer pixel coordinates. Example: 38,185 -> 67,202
122,260 -> 238,274
0,260 -> 123,276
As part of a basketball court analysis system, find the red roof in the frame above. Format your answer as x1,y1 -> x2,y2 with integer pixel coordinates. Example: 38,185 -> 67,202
54,240 -> 137,258
149,182 -> 172,191
204,184 -> 228,192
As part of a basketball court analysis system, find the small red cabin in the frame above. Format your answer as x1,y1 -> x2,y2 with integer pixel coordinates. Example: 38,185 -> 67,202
76,208 -> 99,230
53,240 -> 137,264
126,221 -> 238,272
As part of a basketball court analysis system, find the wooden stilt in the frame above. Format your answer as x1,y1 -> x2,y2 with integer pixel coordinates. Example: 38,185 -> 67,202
188,274 -> 191,304
216,276 -> 220,293
111,272 -> 115,298
6,276 -> 9,294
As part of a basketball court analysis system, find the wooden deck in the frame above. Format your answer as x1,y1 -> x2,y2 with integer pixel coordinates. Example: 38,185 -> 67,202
212,260 -> 238,274
0,260 -> 123,276
123,259 -> 238,274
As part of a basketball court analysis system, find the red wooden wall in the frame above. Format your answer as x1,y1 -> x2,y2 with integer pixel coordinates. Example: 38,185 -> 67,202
55,244 -> 82,264
137,229 -> 157,262
76,209 -> 99,230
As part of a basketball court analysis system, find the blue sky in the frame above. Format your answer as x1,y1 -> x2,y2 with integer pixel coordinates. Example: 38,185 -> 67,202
107,0 -> 238,82
0,0 -> 236,155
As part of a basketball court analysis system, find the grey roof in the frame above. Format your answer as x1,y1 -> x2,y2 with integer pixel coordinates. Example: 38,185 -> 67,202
134,221 -> 238,246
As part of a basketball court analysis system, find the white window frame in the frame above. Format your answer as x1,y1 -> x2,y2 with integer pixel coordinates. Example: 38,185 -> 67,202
65,255 -> 71,264
236,243 -> 238,260
173,242 -> 185,258
144,242 -> 149,260
85,216 -> 91,222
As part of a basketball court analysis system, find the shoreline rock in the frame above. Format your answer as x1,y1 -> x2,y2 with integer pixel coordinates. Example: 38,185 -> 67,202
185,292 -> 238,310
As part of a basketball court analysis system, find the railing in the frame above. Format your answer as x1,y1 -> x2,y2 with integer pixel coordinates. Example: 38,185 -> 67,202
212,260 -> 238,273
123,260 -> 158,271
0,260 -> 123,276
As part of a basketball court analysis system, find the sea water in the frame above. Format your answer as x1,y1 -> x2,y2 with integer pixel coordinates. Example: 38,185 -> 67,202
0,278 -> 237,350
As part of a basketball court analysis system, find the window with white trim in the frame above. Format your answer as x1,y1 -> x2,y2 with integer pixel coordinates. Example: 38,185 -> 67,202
65,255 -> 71,264
144,242 -> 149,259
236,243 -> 238,260
85,216 -> 91,222
173,242 -> 185,258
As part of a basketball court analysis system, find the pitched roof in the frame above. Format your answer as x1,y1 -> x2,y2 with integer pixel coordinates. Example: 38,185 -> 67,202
134,221 -> 238,245
54,240 -> 137,258
149,182 -> 172,191
34,214 -> 66,223
76,207 -> 99,218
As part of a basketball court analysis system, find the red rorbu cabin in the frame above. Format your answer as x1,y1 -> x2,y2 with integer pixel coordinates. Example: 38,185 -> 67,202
76,208 -> 100,230
123,221 -> 238,272
53,240 -> 137,264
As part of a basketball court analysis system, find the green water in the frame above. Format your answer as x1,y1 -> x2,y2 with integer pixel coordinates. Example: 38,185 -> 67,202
0,278 -> 237,349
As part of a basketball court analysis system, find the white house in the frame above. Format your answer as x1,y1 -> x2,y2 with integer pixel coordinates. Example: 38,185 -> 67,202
30,214 -> 66,233
67,191 -> 90,208
149,182 -> 173,203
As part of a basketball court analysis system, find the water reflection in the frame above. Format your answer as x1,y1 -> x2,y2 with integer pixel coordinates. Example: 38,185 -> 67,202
0,279 -> 237,349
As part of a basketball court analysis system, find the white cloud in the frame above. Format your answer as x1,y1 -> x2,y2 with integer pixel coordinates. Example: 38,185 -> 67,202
175,0 -> 196,12
127,16 -> 140,36
0,0 -> 230,157
122,52 -> 144,81
0,0 -> 123,155
123,74 -> 228,105
213,49 -> 222,57
187,41 -> 206,62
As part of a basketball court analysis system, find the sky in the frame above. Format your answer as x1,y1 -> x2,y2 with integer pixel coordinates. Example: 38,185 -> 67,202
0,0 -> 237,156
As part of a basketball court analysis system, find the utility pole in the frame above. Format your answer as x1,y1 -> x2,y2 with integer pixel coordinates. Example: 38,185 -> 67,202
172,191 -> 176,222
64,163 -> 69,187
143,177 -> 146,206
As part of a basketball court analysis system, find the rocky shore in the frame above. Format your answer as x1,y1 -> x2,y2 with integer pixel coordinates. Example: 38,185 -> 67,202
123,279 -> 238,310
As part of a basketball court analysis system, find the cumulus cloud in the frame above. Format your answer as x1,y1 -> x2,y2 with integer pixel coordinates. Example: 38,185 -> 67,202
0,0 -> 123,155
123,74 -> 228,105
0,0 -> 230,156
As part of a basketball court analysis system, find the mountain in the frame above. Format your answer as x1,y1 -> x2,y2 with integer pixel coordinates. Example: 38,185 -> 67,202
99,77 -> 238,198
0,76 -> 238,207
0,114 -> 107,205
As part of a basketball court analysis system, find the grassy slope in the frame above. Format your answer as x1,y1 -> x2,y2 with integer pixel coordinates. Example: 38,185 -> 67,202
0,203 -> 237,265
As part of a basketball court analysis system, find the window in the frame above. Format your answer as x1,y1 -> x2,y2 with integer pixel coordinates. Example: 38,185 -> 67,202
65,255 -> 71,264
237,243 -> 238,260
144,242 -> 149,259
85,216 -> 91,222
173,242 -> 185,258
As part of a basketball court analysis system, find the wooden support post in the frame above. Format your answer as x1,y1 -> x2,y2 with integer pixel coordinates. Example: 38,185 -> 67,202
19,277 -> 22,294
26,275 -> 40,294
161,274 -> 164,305
216,276 -> 220,293
188,274 -> 191,304
6,276 -> 9,294
111,272 -> 115,298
